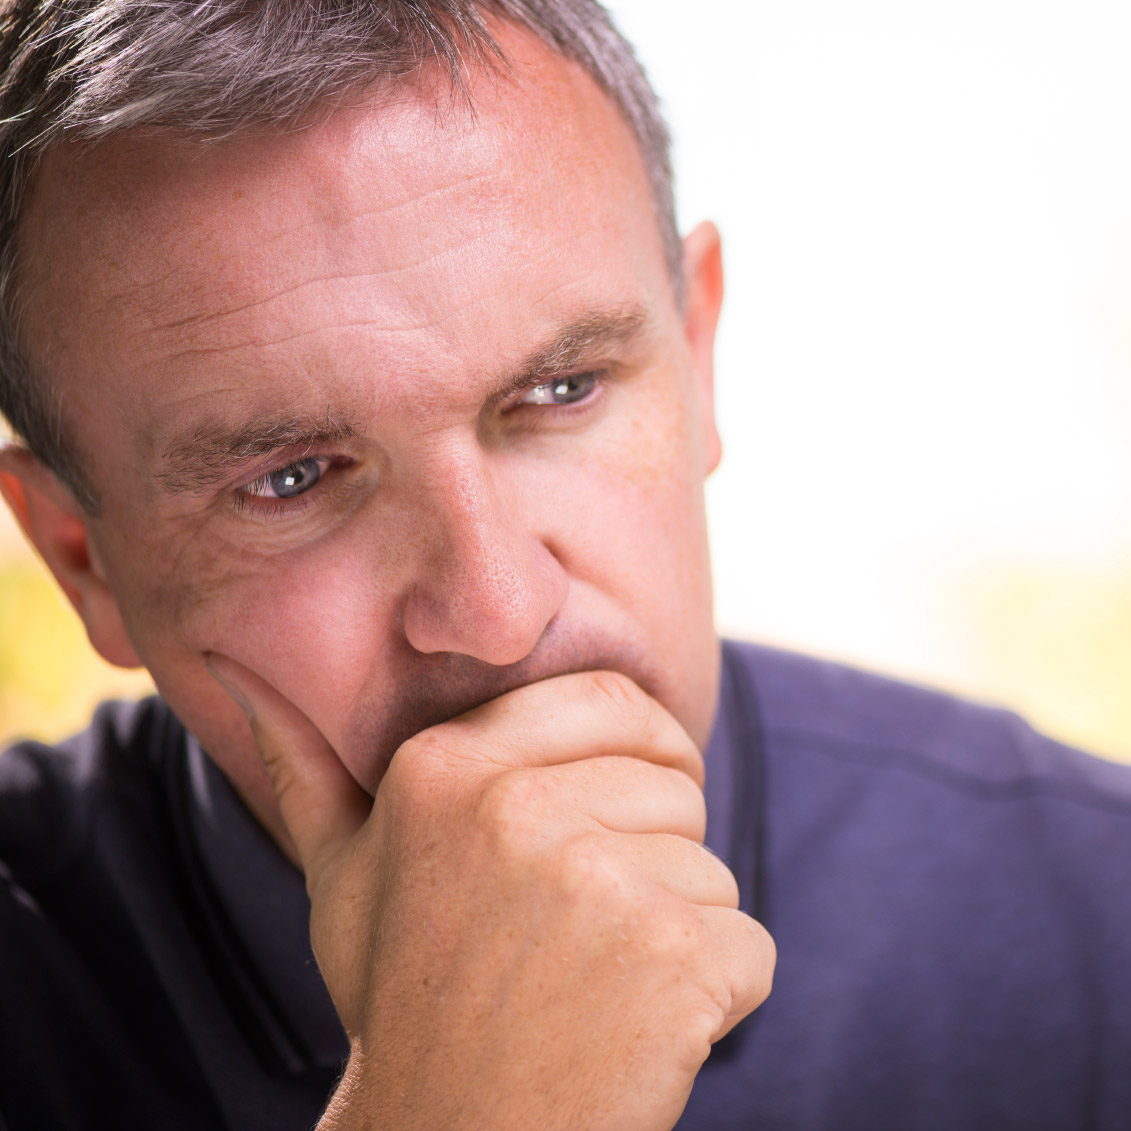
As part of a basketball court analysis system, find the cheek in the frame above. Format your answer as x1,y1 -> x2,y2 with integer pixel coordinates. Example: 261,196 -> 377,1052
576,470 -> 711,613
211,562 -> 383,702
584,376 -> 713,583
106,522 -> 393,749
560,429 -> 717,746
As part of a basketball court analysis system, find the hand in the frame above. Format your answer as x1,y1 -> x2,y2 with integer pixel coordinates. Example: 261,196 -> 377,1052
207,661 -> 775,1131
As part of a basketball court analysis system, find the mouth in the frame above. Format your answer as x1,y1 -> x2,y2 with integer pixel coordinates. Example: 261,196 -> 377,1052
339,618 -> 664,794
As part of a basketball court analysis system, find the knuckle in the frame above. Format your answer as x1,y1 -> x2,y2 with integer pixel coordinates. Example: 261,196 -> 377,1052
475,769 -> 548,847
385,725 -> 455,795
257,748 -> 309,826
722,870 -> 741,910
557,832 -> 629,901
380,728 -> 475,834
675,769 -> 709,834
717,914 -> 777,1020
748,916 -> 777,980
256,742 -> 291,794
707,849 -> 741,908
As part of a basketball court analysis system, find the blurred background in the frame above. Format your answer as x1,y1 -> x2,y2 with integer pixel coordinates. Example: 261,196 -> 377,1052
3,0 -> 1131,760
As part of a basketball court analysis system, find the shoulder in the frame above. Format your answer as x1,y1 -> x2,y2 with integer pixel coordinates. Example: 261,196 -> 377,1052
0,702 -> 232,1126
712,643 -> 1131,1124
0,697 -> 188,885
724,639 -> 1131,998
724,638 -> 1131,814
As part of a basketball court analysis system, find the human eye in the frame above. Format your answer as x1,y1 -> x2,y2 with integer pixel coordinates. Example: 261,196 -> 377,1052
514,371 -> 600,407
240,455 -> 330,501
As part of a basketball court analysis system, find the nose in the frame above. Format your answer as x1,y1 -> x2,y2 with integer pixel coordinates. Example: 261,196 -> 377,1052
400,455 -> 568,666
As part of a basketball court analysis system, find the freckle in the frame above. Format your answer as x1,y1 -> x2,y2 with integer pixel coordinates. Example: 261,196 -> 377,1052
596,406 -> 687,488
232,189 -> 245,202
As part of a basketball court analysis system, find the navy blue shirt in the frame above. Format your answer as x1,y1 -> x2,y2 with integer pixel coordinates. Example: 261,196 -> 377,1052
2,641 -> 1130,1129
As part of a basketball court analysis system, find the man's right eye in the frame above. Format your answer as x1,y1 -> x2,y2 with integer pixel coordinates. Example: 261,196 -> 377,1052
515,371 -> 600,406
242,456 -> 329,501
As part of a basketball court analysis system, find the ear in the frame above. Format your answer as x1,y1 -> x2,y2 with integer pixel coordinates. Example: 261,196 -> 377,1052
680,221 -> 725,474
0,444 -> 142,668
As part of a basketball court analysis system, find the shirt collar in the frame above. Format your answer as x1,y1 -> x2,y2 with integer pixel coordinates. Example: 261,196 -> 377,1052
184,736 -> 347,1071
703,661 -> 737,866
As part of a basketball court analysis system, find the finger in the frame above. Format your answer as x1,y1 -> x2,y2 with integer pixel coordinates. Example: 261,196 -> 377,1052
412,669 -> 705,786
579,831 -> 739,908
504,757 -> 707,840
696,906 -> 776,1040
206,653 -> 372,884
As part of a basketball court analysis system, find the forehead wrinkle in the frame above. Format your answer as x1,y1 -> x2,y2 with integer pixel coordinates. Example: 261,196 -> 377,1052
159,315 -> 434,364
56,151 -> 504,338
151,227 -> 488,339
163,303 -> 652,405
154,276 -> 390,339
154,253 -> 569,366
155,412 -> 360,493
149,164 -> 506,336
312,167 -> 504,233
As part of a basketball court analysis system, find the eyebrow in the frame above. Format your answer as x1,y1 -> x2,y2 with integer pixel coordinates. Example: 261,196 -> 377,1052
153,305 -> 651,495
156,413 -> 359,494
487,305 -> 650,407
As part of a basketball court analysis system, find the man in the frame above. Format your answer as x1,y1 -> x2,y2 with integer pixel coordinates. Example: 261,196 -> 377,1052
0,2 -> 1127,1129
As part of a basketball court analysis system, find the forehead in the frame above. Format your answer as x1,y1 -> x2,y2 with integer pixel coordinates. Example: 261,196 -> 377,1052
18,27 -> 667,428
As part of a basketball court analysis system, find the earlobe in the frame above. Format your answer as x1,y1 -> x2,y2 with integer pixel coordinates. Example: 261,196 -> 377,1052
680,221 -> 725,474
0,445 -> 142,669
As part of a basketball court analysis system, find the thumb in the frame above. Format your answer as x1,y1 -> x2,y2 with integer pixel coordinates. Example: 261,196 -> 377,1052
206,653 -> 372,884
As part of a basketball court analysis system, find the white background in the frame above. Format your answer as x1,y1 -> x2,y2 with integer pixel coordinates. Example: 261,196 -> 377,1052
604,0 -> 1131,751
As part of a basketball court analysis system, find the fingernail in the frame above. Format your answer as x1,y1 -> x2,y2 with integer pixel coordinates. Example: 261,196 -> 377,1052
205,657 -> 254,719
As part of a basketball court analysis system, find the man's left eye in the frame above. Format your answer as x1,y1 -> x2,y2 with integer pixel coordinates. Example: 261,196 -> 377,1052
516,372 -> 599,406
244,456 -> 329,500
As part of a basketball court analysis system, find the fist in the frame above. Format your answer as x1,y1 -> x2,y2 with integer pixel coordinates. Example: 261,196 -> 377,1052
208,661 -> 775,1131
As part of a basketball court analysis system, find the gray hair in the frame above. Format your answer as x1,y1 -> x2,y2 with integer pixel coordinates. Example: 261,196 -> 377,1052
0,0 -> 678,512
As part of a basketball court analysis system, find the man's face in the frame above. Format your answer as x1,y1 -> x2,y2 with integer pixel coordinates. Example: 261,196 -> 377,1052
16,27 -> 722,824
